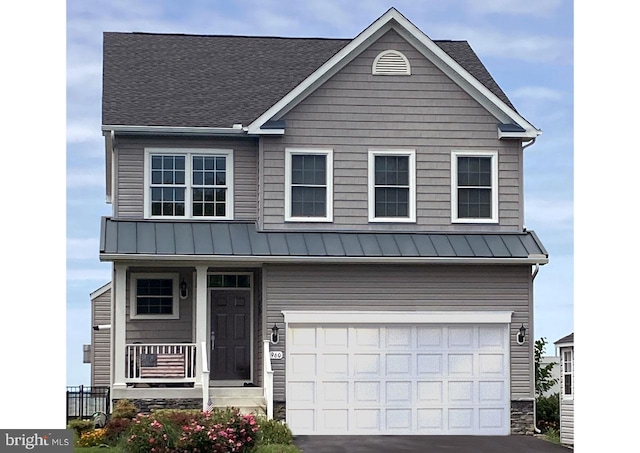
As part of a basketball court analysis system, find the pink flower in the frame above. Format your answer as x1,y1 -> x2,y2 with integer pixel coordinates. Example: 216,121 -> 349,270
149,437 -> 155,443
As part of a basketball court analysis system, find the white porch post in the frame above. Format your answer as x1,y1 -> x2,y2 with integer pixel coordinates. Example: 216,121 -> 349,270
113,263 -> 128,389
194,265 -> 208,390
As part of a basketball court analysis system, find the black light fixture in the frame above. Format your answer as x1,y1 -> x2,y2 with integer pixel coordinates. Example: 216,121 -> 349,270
271,323 -> 280,344
179,278 -> 188,300
516,323 -> 526,345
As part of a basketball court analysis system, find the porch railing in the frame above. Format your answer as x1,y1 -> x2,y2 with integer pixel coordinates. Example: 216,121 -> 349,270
126,343 -> 197,383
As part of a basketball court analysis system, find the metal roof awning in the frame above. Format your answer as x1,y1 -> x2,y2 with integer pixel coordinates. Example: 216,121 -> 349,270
99,218 -> 548,265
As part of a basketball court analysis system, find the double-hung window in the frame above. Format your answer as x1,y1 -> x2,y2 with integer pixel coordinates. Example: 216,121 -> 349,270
145,148 -> 233,219
285,149 -> 333,222
562,349 -> 573,398
130,273 -> 179,319
368,150 -> 416,222
451,150 -> 498,223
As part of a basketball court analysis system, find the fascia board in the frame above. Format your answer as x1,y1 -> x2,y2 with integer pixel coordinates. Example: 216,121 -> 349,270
90,281 -> 112,300
102,125 -> 246,136
99,253 -> 549,265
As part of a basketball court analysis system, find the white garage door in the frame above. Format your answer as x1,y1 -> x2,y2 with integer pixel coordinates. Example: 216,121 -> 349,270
285,319 -> 510,435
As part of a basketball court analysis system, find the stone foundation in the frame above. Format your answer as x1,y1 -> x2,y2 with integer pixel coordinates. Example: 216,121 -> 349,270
114,398 -> 202,414
511,400 -> 535,435
273,401 -> 286,421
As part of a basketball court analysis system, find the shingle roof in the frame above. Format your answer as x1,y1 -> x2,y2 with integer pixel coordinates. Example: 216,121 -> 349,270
554,333 -> 574,345
102,33 -> 515,128
100,218 -> 548,262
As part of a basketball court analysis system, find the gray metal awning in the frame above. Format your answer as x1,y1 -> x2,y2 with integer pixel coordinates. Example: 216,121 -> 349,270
99,218 -> 548,264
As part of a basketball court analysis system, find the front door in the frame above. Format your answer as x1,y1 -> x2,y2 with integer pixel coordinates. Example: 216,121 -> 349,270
210,288 -> 251,381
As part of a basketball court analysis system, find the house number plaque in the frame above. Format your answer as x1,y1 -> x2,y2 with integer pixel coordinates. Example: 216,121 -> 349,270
270,351 -> 283,359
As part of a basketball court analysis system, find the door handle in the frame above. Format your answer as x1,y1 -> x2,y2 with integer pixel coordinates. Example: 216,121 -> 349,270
210,331 -> 215,350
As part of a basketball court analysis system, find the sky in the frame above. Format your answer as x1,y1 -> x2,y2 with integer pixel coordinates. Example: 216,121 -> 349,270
11,0 -> 634,442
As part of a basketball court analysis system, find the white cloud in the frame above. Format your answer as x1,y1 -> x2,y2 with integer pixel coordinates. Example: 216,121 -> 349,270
67,238 -> 100,260
525,197 -> 573,230
67,268 -> 112,282
464,0 -> 564,16
510,86 -> 565,102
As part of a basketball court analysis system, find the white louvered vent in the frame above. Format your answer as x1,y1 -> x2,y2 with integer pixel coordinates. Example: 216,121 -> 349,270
372,50 -> 411,75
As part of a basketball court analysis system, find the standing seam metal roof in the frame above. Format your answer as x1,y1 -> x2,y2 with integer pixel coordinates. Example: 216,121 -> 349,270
100,218 -> 548,260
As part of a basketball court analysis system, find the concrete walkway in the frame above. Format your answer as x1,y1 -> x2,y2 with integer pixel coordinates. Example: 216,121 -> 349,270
293,435 -> 572,453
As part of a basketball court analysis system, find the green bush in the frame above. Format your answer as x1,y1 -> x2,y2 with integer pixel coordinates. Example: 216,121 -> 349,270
536,392 -> 560,432
255,417 -> 293,445
111,399 -> 138,420
67,418 -> 95,439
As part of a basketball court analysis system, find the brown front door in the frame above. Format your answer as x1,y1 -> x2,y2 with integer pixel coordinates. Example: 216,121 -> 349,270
210,289 -> 251,381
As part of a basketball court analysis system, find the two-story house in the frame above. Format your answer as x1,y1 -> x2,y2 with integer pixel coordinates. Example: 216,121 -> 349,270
91,7 -> 548,436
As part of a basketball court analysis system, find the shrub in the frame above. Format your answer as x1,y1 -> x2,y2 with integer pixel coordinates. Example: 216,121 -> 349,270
77,428 -> 107,447
255,417 -> 293,445
121,408 -> 258,453
104,417 -> 132,445
112,399 -> 138,420
536,392 -> 560,433
67,418 -> 94,439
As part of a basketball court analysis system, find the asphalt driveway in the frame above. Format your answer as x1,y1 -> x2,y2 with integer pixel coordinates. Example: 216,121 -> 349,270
293,435 -> 571,453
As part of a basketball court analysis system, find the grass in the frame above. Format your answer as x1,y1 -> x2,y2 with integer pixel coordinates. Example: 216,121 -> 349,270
543,428 -> 561,444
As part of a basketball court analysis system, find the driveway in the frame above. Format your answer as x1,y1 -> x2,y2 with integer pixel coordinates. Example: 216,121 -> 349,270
293,435 -> 571,453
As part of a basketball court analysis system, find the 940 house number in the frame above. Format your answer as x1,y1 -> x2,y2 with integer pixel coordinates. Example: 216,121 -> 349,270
270,351 -> 283,359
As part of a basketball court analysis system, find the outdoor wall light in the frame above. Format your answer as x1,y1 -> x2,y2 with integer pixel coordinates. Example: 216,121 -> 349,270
516,323 -> 526,345
271,324 -> 280,344
179,278 -> 189,300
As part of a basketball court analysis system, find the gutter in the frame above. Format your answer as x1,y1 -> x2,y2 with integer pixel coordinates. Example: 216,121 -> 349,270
99,253 -> 549,265
101,124 -> 247,136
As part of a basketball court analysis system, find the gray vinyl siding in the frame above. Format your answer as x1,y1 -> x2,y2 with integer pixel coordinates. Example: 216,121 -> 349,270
91,287 -> 112,387
261,29 -> 522,232
125,268 -> 193,344
264,263 -> 532,402
114,137 -> 258,220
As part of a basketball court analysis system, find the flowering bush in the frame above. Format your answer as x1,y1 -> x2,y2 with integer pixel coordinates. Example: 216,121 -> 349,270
77,428 -> 107,447
122,408 -> 258,453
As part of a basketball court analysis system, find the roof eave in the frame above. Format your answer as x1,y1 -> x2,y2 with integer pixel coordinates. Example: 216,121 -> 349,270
102,124 -> 248,136
99,253 -> 549,265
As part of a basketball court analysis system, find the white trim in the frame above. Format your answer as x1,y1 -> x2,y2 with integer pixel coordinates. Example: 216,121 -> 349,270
561,347 -> 574,401
372,49 -> 411,75
143,148 -> 234,220
130,272 -> 180,320
246,8 -> 539,137
451,150 -> 499,223
101,254 -> 549,265
284,148 -> 334,223
103,125 -> 246,136
90,281 -> 112,300
368,149 -> 416,223
282,310 -> 513,325
113,264 -> 128,389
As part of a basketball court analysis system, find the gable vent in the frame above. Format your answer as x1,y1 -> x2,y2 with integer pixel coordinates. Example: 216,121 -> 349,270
372,50 -> 411,75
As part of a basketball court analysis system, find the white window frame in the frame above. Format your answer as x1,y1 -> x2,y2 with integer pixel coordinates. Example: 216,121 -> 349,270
130,273 -> 180,320
285,148 -> 333,222
451,150 -> 499,223
562,348 -> 574,400
144,148 -> 234,220
368,149 -> 416,223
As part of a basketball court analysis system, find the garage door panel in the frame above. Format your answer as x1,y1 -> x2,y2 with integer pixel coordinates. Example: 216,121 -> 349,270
286,323 -> 510,435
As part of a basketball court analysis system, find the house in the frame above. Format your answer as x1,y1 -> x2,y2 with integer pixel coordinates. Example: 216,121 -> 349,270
91,7 -> 549,436
554,333 -> 574,445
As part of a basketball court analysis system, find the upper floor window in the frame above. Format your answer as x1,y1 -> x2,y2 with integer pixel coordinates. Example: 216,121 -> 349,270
368,149 -> 416,223
451,150 -> 498,223
562,349 -> 573,398
285,148 -> 333,222
144,148 -> 233,220
130,273 -> 179,319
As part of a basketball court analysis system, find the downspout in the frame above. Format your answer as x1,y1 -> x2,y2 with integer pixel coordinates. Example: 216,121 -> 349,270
532,262 -> 541,434
522,137 -> 537,150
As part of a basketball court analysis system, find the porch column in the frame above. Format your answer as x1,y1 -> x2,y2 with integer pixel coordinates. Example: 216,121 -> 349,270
112,263 -> 127,390
194,265 -> 208,390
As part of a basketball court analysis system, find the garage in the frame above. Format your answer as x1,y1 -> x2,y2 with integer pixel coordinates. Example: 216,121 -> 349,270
283,311 -> 512,435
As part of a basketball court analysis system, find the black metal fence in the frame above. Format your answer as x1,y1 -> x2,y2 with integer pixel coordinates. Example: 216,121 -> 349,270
66,385 -> 110,422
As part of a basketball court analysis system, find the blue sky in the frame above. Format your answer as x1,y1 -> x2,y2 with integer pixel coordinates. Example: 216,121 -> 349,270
4,0 -> 589,430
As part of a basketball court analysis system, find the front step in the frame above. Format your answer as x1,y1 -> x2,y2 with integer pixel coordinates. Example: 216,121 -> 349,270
207,387 -> 266,415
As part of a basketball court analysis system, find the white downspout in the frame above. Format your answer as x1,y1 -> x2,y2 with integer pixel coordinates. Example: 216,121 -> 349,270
532,262 -> 541,434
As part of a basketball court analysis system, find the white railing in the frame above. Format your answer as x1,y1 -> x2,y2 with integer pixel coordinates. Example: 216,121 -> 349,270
125,343 -> 197,383
263,340 -> 274,419
201,341 -> 210,411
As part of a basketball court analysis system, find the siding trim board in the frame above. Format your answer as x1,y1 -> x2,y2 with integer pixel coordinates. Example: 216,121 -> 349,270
282,310 -> 513,324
